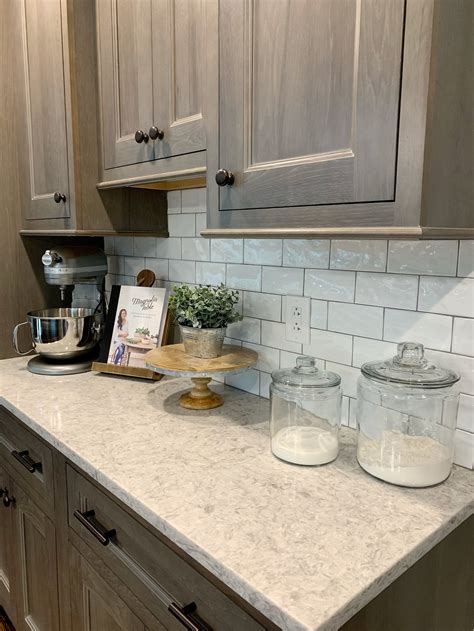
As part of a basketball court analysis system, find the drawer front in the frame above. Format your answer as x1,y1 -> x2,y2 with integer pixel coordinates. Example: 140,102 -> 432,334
67,466 -> 265,631
0,406 -> 54,510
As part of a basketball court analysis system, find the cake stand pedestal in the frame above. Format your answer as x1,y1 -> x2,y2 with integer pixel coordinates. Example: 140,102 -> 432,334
145,344 -> 258,409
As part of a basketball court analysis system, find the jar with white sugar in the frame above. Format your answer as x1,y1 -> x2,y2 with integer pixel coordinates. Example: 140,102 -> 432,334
356,342 -> 460,488
270,357 -> 342,466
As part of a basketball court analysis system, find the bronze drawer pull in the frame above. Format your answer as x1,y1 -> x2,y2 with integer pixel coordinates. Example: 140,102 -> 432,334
11,449 -> 42,473
74,509 -> 116,546
168,602 -> 211,631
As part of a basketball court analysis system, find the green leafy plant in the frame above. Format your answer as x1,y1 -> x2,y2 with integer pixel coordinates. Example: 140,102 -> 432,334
135,327 -> 151,336
168,284 -> 242,329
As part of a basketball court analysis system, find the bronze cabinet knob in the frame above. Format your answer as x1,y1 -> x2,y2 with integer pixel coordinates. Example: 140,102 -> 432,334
135,130 -> 149,143
215,169 -> 235,186
149,126 -> 164,140
53,192 -> 66,203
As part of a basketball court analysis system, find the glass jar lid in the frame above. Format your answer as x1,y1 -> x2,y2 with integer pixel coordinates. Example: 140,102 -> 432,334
271,356 -> 341,389
361,342 -> 460,388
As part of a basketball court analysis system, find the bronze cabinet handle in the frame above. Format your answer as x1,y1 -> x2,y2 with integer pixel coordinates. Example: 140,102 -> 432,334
135,129 -> 149,143
74,509 -> 116,546
53,191 -> 66,203
215,169 -> 235,186
168,602 -> 211,631
149,125 -> 164,140
0,488 -> 15,508
11,449 -> 42,473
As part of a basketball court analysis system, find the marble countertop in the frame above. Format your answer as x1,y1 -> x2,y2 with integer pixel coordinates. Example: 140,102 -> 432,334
1,358 -> 472,631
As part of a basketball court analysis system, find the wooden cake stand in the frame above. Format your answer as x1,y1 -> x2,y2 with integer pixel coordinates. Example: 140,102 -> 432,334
145,344 -> 257,409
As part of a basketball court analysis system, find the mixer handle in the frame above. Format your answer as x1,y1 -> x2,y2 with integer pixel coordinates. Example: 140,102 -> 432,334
13,322 -> 35,356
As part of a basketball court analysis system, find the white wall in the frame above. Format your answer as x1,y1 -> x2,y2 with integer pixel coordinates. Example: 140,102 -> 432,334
104,189 -> 474,469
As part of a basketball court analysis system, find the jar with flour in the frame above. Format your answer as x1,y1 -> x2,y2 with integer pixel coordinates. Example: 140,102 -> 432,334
356,342 -> 460,487
270,357 -> 342,465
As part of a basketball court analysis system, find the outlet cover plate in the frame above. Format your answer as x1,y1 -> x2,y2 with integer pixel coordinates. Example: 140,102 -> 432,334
285,295 -> 310,344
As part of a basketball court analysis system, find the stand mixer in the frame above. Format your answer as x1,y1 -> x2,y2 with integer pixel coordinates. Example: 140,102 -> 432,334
13,246 -> 108,376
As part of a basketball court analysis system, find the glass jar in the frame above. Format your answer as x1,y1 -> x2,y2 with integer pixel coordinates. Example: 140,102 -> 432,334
270,356 -> 342,465
356,342 -> 460,487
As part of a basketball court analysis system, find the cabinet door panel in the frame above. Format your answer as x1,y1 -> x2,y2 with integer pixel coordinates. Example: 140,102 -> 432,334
152,0 -> 206,159
69,544 -> 149,631
21,0 -> 70,219
0,465 -> 15,625
11,481 -> 59,631
98,0 -> 155,168
218,0 -> 404,211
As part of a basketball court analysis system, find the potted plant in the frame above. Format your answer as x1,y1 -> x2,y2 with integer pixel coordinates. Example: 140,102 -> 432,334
168,284 -> 242,358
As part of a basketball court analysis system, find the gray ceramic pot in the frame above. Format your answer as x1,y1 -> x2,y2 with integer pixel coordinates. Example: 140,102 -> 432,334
180,325 -> 226,359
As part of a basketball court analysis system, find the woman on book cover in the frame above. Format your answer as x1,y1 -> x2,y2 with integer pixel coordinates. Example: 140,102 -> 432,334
111,308 -> 129,364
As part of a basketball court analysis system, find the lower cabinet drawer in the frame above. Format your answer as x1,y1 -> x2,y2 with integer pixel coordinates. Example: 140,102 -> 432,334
66,465 -> 265,631
0,406 -> 54,511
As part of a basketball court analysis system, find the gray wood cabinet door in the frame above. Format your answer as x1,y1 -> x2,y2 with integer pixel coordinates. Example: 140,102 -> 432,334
68,544 -> 150,631
151,0 -> 206,160
10,480 -> 60,631
21,0 -> 70,220
98,0 -> 155,169
216,0 -> 404,211
0,465 -> 15,626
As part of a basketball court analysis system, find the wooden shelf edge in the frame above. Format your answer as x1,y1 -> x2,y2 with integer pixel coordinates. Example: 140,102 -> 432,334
20,230 -> 170,237
97,168 -> 206,190
421,227 -> 474,239
200,226 -> 425,239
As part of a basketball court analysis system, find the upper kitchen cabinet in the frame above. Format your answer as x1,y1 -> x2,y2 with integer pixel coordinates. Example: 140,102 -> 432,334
204,0 -> 474,238
15,0 -> 167,236
97,0 -> 207,188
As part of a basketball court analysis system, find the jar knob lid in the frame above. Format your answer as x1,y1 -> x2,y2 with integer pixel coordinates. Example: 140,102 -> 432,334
394,342 -> 426,367
295,355 -> 318,373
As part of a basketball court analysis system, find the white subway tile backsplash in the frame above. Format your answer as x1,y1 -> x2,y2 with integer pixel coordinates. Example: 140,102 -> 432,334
259,371 -> 272,399
261,321 -> 302,353
457,240 -> 474,278
387,240 -> 458,276
227,264 -> 261,291
167,190 -> 181,214
356,272 -> 418,310
352,337 -> 397,368
454,430 -> 473,469
244,239 -> 282,265
113,191 -> 473,470
133,237 -> 156,258
114,237 -> 134,256
242,342 -> 279,373
424,349 -> 474,395
310,300 -> 328,329
457,394 -> 474,433
418,276 -> 474,318
384,309 -> 452,352
168,214 -> 196,237
262,267 -> 304,295
156,237 -> 182,259
182,187 -> 206,213
182,238 -> 210,262
304,269 -> 355,302
330,240 -> 387,271
196,261 -> 225,285
144,258 -> 168,281
226,317 -> 260,344
123,256 -> 145,277
211,239 -> 243,263
243,291 -> 282,321
325,362 -> 359,398
283,239 -> 330,268
225,369 -> 260,396
452,318 -> 474,357
328,302 -> 384,339
303,329 -> 353,365
168,260 -> 195,284
195,213 -> 207,236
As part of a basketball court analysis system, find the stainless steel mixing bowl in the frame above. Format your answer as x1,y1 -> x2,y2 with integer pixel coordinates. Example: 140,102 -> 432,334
13,308 -> 103,360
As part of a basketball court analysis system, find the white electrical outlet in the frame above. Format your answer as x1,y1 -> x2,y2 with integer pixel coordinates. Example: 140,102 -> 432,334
285,295 -> 310,344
